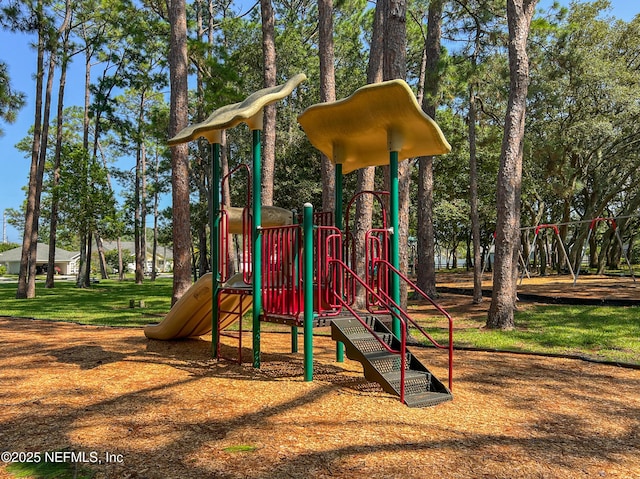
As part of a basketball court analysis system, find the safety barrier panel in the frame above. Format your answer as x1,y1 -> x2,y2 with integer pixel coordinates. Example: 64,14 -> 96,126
261,225 -> 303,317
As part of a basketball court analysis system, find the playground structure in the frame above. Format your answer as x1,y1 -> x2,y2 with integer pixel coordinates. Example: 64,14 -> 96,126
145,74 -> 454,407
521,224 -> 575,283
573,217 -> 636,285
481,217 -> 637,288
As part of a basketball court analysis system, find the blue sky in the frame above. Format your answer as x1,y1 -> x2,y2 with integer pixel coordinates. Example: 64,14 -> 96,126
0,0 -> 638,244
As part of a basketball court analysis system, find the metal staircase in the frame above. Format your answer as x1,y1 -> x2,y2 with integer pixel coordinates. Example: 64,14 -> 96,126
331,315 -> 452,408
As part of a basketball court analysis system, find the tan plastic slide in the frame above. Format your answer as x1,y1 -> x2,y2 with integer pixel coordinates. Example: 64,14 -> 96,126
224,205 -> 293,234
144,273 -> 252,340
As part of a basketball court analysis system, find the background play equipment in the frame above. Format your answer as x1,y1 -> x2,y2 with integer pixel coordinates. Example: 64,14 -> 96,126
521,224 -> 575,282
573,217 -> 636,286
147,76 -> 454,407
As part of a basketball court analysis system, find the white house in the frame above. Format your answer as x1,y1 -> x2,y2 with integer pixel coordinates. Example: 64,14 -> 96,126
100,241 -> 173,273
0,243 -> 80,275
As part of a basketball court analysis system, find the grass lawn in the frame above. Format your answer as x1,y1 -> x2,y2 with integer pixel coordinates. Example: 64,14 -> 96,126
0,277 -> 173,327
1,277 -> 638,365
413,304 -> 640,366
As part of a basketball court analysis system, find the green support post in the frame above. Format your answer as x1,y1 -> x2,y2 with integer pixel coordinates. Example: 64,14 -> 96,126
334,163 -> 344,363
303,203 -> 314,381
252,129 -> 262,369
389,150 -> 401,338
211,140 -> 221,358
291,326 -> 298,353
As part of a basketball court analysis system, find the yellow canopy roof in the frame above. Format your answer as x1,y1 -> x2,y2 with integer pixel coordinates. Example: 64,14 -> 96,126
168,73 -> 307,145
297,79 -> 451,174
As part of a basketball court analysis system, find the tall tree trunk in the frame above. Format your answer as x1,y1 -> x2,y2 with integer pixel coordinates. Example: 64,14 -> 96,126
46,0 -> 72,289
95,234 -> 109,279
151,150 -> 160,281
84,230 -> 93,286
487,0 -> 537,329
353,0 -> 385,308
26,0 -> 58,295
467,7 -> 484,303
136,140 -> 148,284
383,0 -> 409,308
30,22 -> 58,290
260,0 -> 277,206
76,29 -> 92,289
134,142 -> 143,283
318,0 -> 336,212
416,0 -> 442,299
141,139 -> 148,280
469,83 -> 483,303
169,0 -> 192,304
117,238 -> 124,281
16,0 -> 46,299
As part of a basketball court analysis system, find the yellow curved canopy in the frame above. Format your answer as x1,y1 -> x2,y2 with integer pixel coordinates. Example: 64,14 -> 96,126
297,79 -> 451,174
168,73 -> 307,145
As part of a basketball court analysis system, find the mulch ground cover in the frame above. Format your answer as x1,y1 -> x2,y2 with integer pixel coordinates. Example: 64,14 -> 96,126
1,309 -> 638,478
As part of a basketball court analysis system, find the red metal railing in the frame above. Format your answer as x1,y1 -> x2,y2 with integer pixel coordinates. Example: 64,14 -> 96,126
374,260 -> 454,391
261,224 -> 303,318
316,226 -> 349,316
317,225 -> 453,392
218,207 -> 252,284
242,208 -> 252,283
343,191 -> 390,308
219,208 -> 231,282
221,164 -> 251,207
344,190 -> 390,234
216,289 -> 251,364
325,256 -> 409,402
365,228 -> 390,313
218,164 -> 252,285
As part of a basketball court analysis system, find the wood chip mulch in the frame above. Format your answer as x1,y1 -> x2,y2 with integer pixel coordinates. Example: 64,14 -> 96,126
0,316 -> 638,479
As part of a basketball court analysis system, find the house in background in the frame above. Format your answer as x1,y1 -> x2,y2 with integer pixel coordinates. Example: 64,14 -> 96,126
101,241 -> 173,273
0,243 -> 80,275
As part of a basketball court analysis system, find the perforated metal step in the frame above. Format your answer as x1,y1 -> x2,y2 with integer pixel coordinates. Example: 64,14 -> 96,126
331,316 -> 452,408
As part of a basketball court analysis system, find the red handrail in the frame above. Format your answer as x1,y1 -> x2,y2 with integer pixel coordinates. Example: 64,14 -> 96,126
535,224 -> 560,235
317,225 -> 454,394
221,164 -> 251,207
218,209 -> 230,282
316,226 -> 347,316
374,259 -> 454,391
365,228 -> 390,313
242,208 -> 252,283
344,190 -> 390,233
343,191 -> 389,287
325,257 -> 408,403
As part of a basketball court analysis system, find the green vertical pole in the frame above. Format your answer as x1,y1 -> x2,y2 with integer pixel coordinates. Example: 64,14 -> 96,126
390,150 -> 401,338
252,129 -> 262,368
303,202 -> 314,381
334,164 -> 344,363
291,326 -> 298,353
211,141 -> 221,358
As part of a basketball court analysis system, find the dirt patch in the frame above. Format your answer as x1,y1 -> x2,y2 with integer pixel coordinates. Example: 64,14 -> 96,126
0,316 -> 638,479
436,271 -> 640,302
